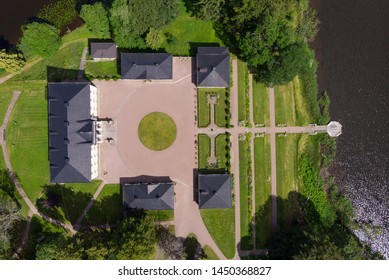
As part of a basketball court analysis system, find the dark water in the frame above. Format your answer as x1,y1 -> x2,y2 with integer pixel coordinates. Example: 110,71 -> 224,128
311,0 -> 389,258
0,0 -> 52,48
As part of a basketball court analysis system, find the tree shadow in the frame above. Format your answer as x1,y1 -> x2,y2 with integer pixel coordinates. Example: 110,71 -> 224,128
83,192 -> 122,226
47,66 -> 80,82
37,184 -> 93,225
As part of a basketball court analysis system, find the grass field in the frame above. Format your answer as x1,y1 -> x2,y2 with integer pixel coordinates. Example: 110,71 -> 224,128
202,245 -> 219,260
0,148 -> 5,169
197,89 -> 210,127
160,1 -> 222,56
4,82 -> 102,209
0,91 -> 12,125
200,207 -> 235,259
252,81 -> 269,126
84,184 -> 121,225
138,112 -> 177,151
84,61 -> 119,79
10,41 -> 86,82
276,134 -> 300,228
237,60 -> 247,123
274,81 -> 297,126
253,136 -> 272,248
198,134 -> 211,169
239,138 -> 253,250
215,134 -> 229,171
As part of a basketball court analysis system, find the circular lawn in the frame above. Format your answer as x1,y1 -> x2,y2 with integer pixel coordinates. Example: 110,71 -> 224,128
138,112 -> 177,151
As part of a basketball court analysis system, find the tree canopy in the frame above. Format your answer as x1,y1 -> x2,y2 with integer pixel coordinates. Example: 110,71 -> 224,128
109,0 -> 177,48
19,22 -> 61,58
80,3 -> 111,38
0,50 -> 25,72
191,0 -> 319,85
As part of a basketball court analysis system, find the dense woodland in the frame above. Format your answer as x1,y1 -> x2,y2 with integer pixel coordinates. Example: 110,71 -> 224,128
0,0 -> 384,260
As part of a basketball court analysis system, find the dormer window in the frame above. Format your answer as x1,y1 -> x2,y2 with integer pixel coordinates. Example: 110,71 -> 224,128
64,138 -> 70,144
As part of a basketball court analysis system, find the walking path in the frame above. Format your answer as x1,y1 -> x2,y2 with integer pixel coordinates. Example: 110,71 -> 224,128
0,91 -> 76,256
73,180 -> 106,230
78,47 -> 88,80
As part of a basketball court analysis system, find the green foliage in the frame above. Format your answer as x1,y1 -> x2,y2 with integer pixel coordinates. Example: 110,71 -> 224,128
146,28 -> 163,50
110,0 -> 177,48
299,155 -> 336,228
296,6 -> 320,42
258,42 -> 316,85
193,0 -> 225,21
80,3 -> 111,38
37,0 -> 77,30
0,197 -> 20,258
0,50 -> 25,72
19,22 -> 61,58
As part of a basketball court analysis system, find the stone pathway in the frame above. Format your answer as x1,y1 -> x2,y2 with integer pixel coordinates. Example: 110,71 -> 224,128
78,47 -> 88,80
73,180 -> 106,230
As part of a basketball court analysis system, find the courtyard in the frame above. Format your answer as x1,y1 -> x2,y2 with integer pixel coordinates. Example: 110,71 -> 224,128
96,57 -> 196,185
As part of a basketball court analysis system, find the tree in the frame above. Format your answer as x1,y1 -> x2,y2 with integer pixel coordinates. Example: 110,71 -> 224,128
0,198 -> 20,257
109,0 -> 177,48
37,0 -> 78,30
0,50 -> 25,72
158,228 -> 186,260
146,28 -> 163,50
114,216 -> 157,260
296,7 -> 320,42
194,0 -> 225,21
19,22 -> 61,58
257,42 -> 316,85
80,3 -> 111,38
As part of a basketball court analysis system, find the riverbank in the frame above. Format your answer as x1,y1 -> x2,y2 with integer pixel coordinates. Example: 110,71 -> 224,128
310,0 -> 389,258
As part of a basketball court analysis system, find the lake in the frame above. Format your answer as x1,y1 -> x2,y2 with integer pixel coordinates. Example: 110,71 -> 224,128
311,0 -> 389,258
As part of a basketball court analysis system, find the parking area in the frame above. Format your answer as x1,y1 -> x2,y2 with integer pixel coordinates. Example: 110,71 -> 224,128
95,57 -> 197,185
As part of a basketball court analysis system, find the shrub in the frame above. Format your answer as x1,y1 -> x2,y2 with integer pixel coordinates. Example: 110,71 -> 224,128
80,3 -> 111,38
37,0 -> 77,30
19,22 -> 61,58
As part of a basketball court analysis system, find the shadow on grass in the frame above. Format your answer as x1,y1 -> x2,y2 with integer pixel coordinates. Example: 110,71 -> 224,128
47,66 -> 80,82
83,192 -> 122,226
37,184 -> 93,225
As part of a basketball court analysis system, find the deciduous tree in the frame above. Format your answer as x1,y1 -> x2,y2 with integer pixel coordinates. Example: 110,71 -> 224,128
19,22 -> 61,58
80,3 -> 111,38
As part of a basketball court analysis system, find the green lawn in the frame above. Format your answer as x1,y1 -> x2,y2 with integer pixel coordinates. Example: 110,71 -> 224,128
214,88 -> 229,127
198,134 -> 211,169
237,60 -> 247,123
197,89 -> 210,127
84,60 -> 119,79
84,184 -> 121,225
0,68 -> 8,78
252,81 -> 269,126
276,134 -> 300,228
274,81 -> 297,126
138,112 -> 177,151
239,139 -> 253,250
200,207 -> 235,259
0,148 -> 5,169
160,0 -> 222,55
215,133 -> 229,171
202,245 -> 220,260
10,41 -> 86,82
254,136 -> 272,248
6,82 -> 50,201
0,91 -> 12,125
4,82 -> 100,212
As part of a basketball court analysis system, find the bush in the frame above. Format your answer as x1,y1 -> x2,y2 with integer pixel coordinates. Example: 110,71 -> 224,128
37,0 -> 77,30
19,22 -> 61,58
80,3 -> 110,38
0,50 -> 25,72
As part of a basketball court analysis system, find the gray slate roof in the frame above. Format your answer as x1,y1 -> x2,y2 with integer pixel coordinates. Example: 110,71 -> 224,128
197,47 -> 230,88
48,83 -> 94,183
198,174 -> 232,208
122,182 -> 174,210
121,53 -> 172,79
90,42 -> 117,59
